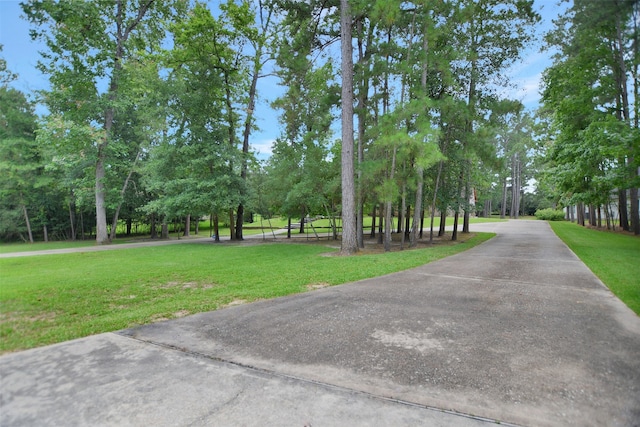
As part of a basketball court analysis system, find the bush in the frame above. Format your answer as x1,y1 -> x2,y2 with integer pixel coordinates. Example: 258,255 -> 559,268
535,208 -> 565,221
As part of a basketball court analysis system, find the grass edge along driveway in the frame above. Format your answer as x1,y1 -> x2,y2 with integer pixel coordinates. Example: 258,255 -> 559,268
549,221 -> 640,316
1,233 -> 493,354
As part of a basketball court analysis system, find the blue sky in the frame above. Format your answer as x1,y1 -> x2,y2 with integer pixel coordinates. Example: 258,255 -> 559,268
0,0 -> 566,157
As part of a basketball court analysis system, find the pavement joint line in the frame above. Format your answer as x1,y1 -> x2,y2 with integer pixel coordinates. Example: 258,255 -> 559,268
416,272 -> 609,295
116,331 -> 523,427
463,255 -> 582,264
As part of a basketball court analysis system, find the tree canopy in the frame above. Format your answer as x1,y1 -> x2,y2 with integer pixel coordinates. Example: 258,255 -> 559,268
5,0 -> 636,246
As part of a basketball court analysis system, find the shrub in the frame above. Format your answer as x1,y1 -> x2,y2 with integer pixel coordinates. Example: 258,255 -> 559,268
535,208 -> 565,221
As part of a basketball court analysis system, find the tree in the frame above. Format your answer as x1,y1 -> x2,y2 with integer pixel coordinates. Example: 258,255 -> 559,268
449,0 -> 539,232
0,86 -> 39,242
339,0 -> 358,255
268,1 -> 340,236
23,0 -> 186,244
541,0 -> 639,233
142,3 -> 247,240
234,0 -> 277,240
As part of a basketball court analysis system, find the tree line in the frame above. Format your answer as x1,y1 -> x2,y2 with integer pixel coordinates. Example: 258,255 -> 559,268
1,0 -> 637,251
539,0 -> 639,235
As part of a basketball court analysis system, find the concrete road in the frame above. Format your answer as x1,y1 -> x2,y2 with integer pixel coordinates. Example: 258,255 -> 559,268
1,220 -> 639,426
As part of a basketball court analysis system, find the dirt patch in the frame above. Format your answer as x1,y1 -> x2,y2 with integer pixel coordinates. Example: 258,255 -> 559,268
0,311 -> 57,323
584,224 -> 640,237
152,281 -> 216,290
306,282 -> 331,291
223,299 -> 248,308
150,314 -> 169,322
173,310 -> 190,318
149,310 -> 190,322
310,232 -> 476,255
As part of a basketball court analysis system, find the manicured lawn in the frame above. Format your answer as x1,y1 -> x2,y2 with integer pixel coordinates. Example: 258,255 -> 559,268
0,232 -> 494,353
549,221 -> 640,315
0,240 -> 98,254
0,216 -> 506,253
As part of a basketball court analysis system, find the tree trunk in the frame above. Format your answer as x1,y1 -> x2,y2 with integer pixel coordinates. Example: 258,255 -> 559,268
407,166 -> 424,248
339,0 -> 357,255
184,214 -> 190,237
412,23 -> 428,248
150,214 -> 157,239
463,172 -> 471,233
577,202 -> 584,226
287,216 -> 291,239
370,204 -> 376,238
355,21 -> 373,250
161,218 -> 169,239
377,202 -> 384,244
43,224 -> 48,242
400,197 -> 407,250
438,211 -> 446,237
396,196 -> 403,234
404,204 -> 411,238
429,161 -> 444,243
68,197 -> 76,241
619,190 -> 630,231
631,185 -> 639,235
80,210 -> 85,240
384,200 -> 393,252
613,10 -> 634,232
501,175 -> 508,218
95,147 -> 109,244
228,209 -> 235,240
235,204 -> 244,240
213,214 -> 220,242
452,211 -> 459,241
384,146 -> 398,252
510,153 -> 520,219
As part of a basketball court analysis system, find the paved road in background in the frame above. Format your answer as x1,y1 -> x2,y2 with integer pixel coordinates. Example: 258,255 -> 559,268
2,220 -> 639,426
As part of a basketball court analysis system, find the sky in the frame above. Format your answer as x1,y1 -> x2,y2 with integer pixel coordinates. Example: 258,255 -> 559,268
0,0 -> 567,158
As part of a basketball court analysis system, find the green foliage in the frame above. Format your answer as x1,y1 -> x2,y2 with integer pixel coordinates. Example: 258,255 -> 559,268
0,85 -> 40,241
267,37 -> 340,219
549,221 -> 640,315
540,0 -> 639,231
534,208 -> 565,221
10,0 -> 545,243
22,0 -> 189,243
0,45 -> 17,84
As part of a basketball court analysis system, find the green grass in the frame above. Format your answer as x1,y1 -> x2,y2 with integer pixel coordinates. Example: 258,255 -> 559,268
0,240 -> 98,254
0,232 -> 494,353
549,221 -> 640,315
1,216 -> 506,253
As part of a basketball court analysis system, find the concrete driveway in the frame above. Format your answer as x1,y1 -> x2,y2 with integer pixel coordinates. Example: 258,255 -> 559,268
1,220 -> 639,426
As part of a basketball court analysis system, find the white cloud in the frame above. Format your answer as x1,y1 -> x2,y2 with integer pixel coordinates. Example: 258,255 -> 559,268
514,72 -> 544,109
251,138 -> 275,159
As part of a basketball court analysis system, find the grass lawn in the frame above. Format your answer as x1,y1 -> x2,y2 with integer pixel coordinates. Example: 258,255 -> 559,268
0,232 -> 494,353
0,215 -> 506,254
549,221 -> 640,316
